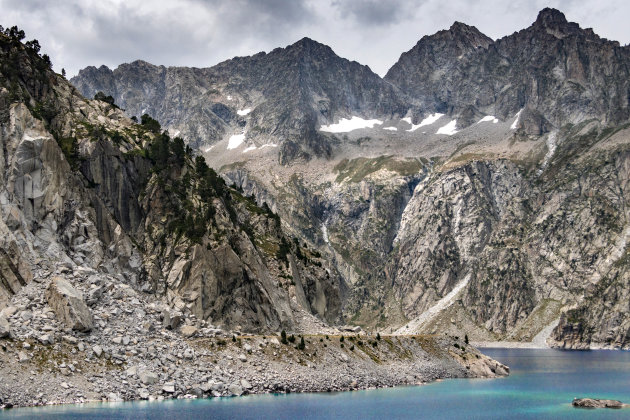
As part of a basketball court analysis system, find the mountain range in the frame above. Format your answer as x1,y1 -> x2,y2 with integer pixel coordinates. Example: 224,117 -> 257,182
1,7 -> 629,351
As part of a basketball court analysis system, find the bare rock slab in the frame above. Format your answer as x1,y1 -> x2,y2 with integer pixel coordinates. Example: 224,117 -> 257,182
45,277 -> 94,332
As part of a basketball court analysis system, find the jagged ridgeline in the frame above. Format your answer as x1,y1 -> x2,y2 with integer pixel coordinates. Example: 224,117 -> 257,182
0,26 -> 342,332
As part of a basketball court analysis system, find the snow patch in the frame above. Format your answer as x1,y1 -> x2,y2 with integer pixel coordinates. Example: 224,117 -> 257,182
237,108 -> 251,116
478,115 -> 498,124
321,223 -> 330,244
407,113 -> 444,132
541,131 -> 557,169
227,133 -> 245,150
260,143 -> 278,149
511,109 -> 523,130
227,95 -> 232,100
383,127 -> 398,131
436,120 -> 458,135
319,116 -> 383,133
243,146 -> 257,153
202,145 -> 215,153
401,117 -> 412,125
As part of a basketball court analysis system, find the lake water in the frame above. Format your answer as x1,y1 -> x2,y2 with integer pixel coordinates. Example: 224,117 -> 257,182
2,348 -> 630,419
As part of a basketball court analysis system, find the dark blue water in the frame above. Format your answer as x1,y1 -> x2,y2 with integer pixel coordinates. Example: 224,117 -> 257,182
2,348 -> 630,419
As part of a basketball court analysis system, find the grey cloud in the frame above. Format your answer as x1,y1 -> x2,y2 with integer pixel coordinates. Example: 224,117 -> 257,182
331,0 -> 416,26
191,0 -> 314,37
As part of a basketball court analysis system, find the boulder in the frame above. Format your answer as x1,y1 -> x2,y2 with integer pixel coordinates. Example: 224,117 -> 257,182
162,309 -> 183,330
162,382 -> 176,393
92,345 -> 103,357
227,384 -> 243,396
180,325 -> 197,338
138,370 -> 159,385
45,277 -> 93,332
572,398 -> 625,409
0,314 -> 10,338
210,381 -> 225,392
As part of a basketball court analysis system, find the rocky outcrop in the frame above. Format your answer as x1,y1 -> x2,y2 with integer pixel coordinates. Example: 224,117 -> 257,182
45,277 -> 94,332
572,398 -> 627,409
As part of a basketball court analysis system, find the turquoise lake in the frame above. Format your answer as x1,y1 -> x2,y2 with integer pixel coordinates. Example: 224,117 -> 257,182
2,348 -> 630,419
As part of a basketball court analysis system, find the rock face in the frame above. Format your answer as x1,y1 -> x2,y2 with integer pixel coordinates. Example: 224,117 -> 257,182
45,278 -> 94,332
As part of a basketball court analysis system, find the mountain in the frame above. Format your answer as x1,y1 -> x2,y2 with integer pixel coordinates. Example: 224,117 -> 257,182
69,8 -> 630,350
71,38 -> 412,164
0,28 -> 343,334
385,8 -> 630,133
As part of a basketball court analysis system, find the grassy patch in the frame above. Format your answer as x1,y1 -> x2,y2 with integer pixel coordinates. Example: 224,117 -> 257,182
334,156 -> 423,183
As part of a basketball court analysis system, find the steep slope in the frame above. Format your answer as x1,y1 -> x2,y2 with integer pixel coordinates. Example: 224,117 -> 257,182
0,27 -> 343,334
71,38 -> 411,164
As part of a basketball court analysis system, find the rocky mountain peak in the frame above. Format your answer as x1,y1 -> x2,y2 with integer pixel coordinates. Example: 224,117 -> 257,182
288,37 -> 332,52
448,21 -> 493,48
533,7 -> 568,28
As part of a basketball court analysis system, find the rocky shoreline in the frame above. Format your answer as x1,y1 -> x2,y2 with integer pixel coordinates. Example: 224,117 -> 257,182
0,330 -> 507,409
0,260 -> 508,410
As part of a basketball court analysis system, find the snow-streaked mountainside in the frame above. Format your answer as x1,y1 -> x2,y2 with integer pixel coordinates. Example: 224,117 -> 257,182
40,7 -> 630,350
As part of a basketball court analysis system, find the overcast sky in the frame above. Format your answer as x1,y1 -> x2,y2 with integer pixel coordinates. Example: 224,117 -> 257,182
1,0 -> 629,77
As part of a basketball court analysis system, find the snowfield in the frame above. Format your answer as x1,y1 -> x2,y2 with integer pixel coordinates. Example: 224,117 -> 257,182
436,120 -> 458,135
227,133 -> 246,149
407,113 -> 444,132
319,116 -> 383,133
478,115 -> 499,124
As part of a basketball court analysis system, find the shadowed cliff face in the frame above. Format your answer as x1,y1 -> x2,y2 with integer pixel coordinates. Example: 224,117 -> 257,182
32,8 -> 630,349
